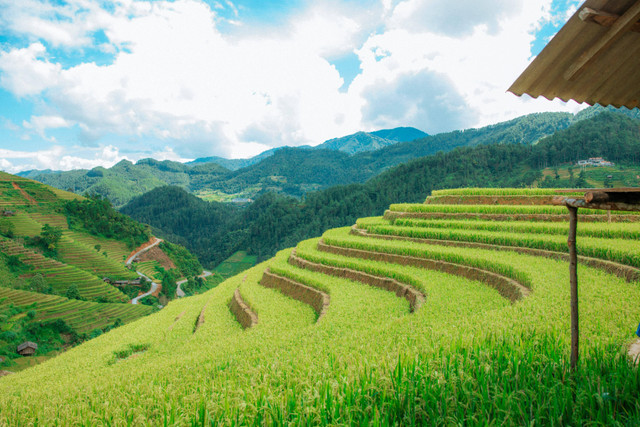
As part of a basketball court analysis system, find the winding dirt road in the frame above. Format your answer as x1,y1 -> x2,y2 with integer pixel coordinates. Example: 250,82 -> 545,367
176,270 -> 212,297
127,238 -> 163,305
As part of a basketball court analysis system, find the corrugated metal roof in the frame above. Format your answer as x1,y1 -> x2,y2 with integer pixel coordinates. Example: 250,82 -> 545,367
509,0 -> 640,108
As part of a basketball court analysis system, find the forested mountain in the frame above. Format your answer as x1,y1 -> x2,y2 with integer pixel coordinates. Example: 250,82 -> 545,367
122,111 -> 640,268
27,112 -> 576,206
22,158 -> 229,207
370,127 -> 428,141
120,187 -> 240,267
186,147 -> 282,171
312,127 -> 426,154
186,127 -> 426,169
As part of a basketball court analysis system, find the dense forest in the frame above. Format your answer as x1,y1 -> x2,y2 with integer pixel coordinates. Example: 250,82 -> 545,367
122,112 -> 640,268
64,196 -> 150,249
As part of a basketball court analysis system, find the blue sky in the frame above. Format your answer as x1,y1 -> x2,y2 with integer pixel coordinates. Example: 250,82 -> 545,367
0,0 -> 583,172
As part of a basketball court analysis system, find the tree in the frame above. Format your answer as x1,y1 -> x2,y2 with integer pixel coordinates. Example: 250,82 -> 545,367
40,224 -> 62,251
28,274 -> 51,294
65,285 -> 81,300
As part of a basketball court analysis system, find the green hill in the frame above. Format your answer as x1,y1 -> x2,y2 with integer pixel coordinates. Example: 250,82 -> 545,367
0,172 -> 200,372
1,188 -> 639,424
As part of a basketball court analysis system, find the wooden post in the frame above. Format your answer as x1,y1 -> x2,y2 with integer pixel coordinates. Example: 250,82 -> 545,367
567,205 -> 579,370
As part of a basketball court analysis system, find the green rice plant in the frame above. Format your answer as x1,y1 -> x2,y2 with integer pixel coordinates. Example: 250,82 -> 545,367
393,217 -> 640,240
430,188 -> 586,197
357,217 -> 640,269
325,226 -> 533,288
1,193 -> 640,425
390,203 -> 639,216
294,238 -> 509,312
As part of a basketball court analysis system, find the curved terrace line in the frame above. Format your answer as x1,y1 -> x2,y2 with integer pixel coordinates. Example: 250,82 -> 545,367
228,289 -> 258,329
318,239 -> 530,303
384,210 -> 640,223
289,250 -> 425,313
351,226 -> 640,283
260,269 -> 330,321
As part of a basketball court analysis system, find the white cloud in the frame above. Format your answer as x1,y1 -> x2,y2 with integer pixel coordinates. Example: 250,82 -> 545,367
0,0 -> 111,48
348,0 -> 581,132
0,0 -> 364,156
150,146 -> 192,162
0,43 -> 61,97
389,0 -> 522,36
0,145 -> 129,172
23,115 -> 73,140
0,0 -> 583,166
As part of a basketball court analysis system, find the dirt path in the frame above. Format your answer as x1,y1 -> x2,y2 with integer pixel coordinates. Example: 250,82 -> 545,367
130,278 -> 158,305
126,237 -> 162,265
12,182 -> 37,204
176,270 -> 212,297
126,237 -> 163,305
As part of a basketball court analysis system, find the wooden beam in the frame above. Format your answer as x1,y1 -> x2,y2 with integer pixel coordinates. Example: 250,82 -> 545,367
579,7 -> 640,33
567,205 -> 579,371
565,1 -> 640,81
552,196 -> 640,212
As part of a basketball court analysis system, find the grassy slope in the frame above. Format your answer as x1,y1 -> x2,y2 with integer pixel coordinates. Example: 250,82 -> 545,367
1,189 -> 639,424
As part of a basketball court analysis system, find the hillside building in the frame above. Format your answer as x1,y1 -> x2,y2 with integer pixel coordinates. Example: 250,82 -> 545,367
17,342 -> 37,356
577,157 -> 614,167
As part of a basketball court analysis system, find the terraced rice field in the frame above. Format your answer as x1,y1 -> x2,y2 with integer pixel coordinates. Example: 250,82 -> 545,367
135,260 -> 162,281
64,230 -> 131,263
56,235 -> 138,280
1,188 -> 639,424
26,212 -> 69,229
0,173 -> 61,207
0,239 -> 129,302
0,287 -> 151,333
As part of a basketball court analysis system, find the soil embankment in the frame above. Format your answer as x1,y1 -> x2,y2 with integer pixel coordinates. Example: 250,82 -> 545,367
384,211 -> 640,223
289,250 -> 424,312
11,182 -> 37,204
425,195 -> 559,205
194,304 -> 207,333
260,269 -> 330,320
318,240 -> 529,303
351,227 -> 640,283
126,237 -> 161,265
137,246 -> 175,270
228,289 -> 258,329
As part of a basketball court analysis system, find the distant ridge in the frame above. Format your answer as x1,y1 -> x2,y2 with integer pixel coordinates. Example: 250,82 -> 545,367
370,127 -> 428,142
187,127 -> 428,170
187,147 -> 283,171
313,127 -> 427,155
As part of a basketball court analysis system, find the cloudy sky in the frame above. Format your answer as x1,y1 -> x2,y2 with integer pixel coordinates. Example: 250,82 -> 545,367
0,0 -> 583,173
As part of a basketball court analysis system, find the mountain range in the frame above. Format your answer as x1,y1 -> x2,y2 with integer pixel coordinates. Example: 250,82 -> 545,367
20,113 -> 577,206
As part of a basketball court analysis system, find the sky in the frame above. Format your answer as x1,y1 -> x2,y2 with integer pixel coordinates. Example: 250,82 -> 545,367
0,0 -> 584,173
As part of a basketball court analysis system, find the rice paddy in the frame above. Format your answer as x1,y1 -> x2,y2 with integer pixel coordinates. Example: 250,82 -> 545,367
1,187 -> 639,424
